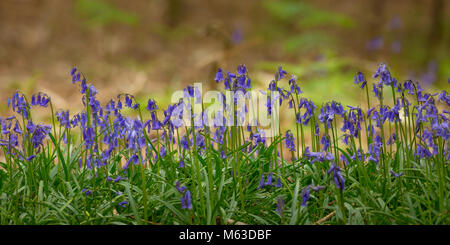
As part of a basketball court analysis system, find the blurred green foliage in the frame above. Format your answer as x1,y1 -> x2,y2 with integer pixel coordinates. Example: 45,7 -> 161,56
263,0 -> 355,29
75,0 -> 139,26
262,0 -> 354,54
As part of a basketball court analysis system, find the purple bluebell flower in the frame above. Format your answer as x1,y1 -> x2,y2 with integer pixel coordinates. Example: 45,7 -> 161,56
321,135 -> 331,152
265,172 -> 273,186
275,177 -> 282,188
30,93 -> 50,107
341,154 -> 349,165
390,170 -> 404,178
176,181 -> 187,193
368,135 -> 383,163
301,185 -> 325,207
114,175 -> 125,183
288,75 -> 302,94
237,64 -> 247,76
305,147 -> 334,164
83,126 -> 95,148
13,122 -> 22,135
151,112 -> 162,130
275,66 -> 287,81
387,133 -> 396,145
437,91 -> 450,106
373,63 -> 393,86
309,185 -> 325,192
123,154 -> 139,170
354,71 -> 367,89
215,68 -> 224,83
231,28 -> 243,45
180,135 -> 190,150
318,101 -> 345,128
9,92 -> 30,119
56,110 -> 71,129
181,190 -> 193,210
366,37 -> 384,51
284,130 -> 295,152
372,84 -> 380,98
328,164 -> 345,191
147,99 -> 158,112
118,201 -> 129,208
301,187 -> 310,207
82,189 -> 92,196
415,145 -> 433,159
276,196 -> 284,215
26,155 -> 36,161
258,173 -> 265,189
178,159 -> 184,168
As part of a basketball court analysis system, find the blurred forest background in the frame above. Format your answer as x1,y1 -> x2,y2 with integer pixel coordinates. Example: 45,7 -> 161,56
0,0 -> 449,120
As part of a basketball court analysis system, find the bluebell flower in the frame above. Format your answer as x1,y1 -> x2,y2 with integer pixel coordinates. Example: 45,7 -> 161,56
415,145 -> 433,159
387,133 -> 396,145
147,99 -> 158,111
437,91 -> 450,106
258,173 -> 265,189
300,184 -> 326,206
341,154 -> 349,165
151,112 -> 162,130
318,101 -> 345,128
390,170 -> 404,178
82,189 -> 92,196
215,68 -> 224,83
372,84 -> 380,98
70,67 -> 77,76
176,181 -> 187,193
118,201 -> 129,208
321,135 -> 331,151
83,126 -> 95,148
26,155 -> 36,161
354,71 -> 367,89
328,164 -> 345,191
231,28 -> 243,44
114,175 -> 125,183
305,147 -> 334,164
30,93 -> 50,107
288,75 -> 302,94
237,64 -> 247,76
366,37 -> 383,51
284,130 -> 295,152
181,190 -> 193,210
275,66 -> 287,81
368,134 -> 383,163
178,159 -> 184,168
265,172 -> 273,186
13,122 -> 22,135
56,110 -> 71,129
123,154 -> 139,170
180,135 -> 190,150
301,187 -> 310,207
9,92 -> 30,119
275,177 -> 282,188
373,63 -> 392,86
276,196 -> 284,215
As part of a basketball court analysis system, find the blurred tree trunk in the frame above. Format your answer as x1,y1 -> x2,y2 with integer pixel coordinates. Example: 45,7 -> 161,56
367,0 -> 385,58
427,0 -> 443,59
166,0 -> 183,28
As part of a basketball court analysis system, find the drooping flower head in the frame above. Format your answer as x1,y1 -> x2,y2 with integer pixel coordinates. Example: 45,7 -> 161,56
328,164 -> 345,191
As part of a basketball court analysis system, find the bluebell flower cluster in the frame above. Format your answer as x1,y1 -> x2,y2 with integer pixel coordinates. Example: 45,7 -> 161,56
1,62 -> 448,217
